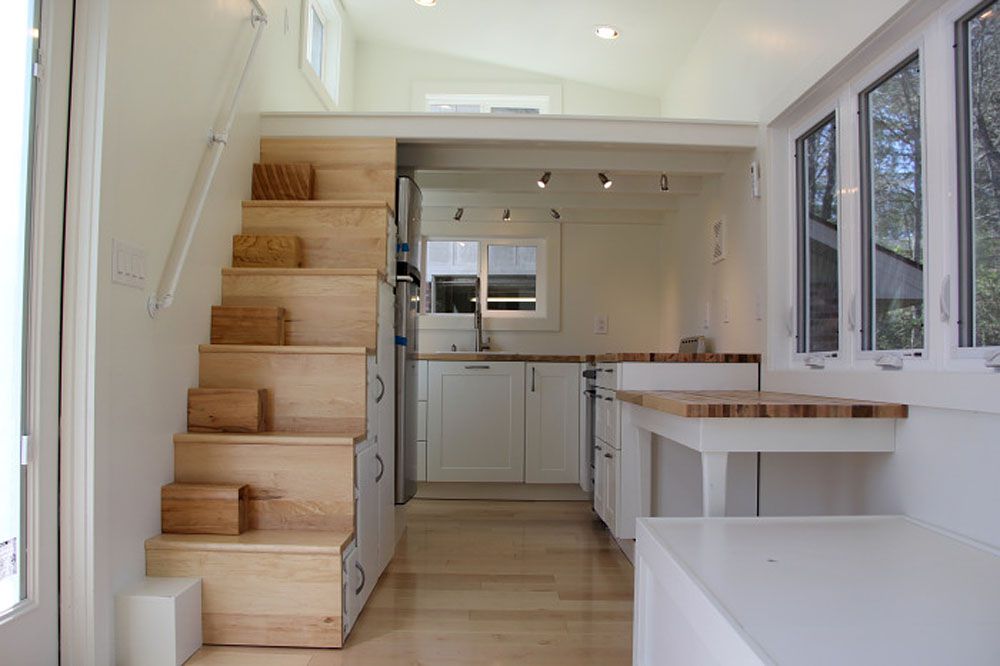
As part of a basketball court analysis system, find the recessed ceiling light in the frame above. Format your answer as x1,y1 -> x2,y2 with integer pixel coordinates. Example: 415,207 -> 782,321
414,0 -> 437,6
595,25 -> 620,40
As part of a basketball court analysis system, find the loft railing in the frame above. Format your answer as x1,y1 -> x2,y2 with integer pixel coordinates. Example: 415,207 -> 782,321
148,0 -> 268,317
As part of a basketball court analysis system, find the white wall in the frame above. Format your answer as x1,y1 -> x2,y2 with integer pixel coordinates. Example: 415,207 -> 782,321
353,41 -> 662,118
658,151 -> 766,353
258,0 -> 356,112
92,1 -> 324,661
419,219 -> 667,354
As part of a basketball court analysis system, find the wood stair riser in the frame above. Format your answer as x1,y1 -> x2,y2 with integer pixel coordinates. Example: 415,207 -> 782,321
161,483 -> 248,536
145,545 -> 344,648
241,203 -> 392,273
259,137 -> 396,207
174,441 -> 355,533
221,271 -> 379,348
198,347 -> 367,433
251,163 -> 314,200
211,306 -> 286,346
188,388 -> 268,433
232,234 -> 303,268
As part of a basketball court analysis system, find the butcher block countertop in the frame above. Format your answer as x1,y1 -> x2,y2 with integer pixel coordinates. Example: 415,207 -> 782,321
414,352 -> 590,362
615,390 -> 908,418
595,352 -> 760,363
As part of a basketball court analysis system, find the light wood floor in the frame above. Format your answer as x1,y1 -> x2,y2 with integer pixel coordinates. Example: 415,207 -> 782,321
186,499 -> 634,665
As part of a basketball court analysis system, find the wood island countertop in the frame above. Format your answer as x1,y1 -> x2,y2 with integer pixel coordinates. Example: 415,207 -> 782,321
595,352 -> 761,363
615,389 -> 908,418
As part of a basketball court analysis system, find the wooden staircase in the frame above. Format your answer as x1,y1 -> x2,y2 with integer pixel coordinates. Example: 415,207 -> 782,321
145,138 -> 398,649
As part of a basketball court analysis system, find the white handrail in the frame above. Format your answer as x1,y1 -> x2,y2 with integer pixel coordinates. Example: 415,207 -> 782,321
148,1 -> 268,317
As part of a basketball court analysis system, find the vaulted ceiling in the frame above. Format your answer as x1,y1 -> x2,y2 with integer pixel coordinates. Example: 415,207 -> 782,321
340,0 -> 910,118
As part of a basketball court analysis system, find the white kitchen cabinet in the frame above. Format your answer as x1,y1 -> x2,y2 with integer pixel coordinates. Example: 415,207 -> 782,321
593,439 -> 618,530
427,361 -> 526,482
374,282 -> 395,576
354,440 -> 379,609
524,363 -> 580,484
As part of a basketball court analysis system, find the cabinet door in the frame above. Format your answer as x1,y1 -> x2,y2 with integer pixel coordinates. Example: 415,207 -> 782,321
375,284 -> 395,575
355,443 -> 379,608
525,363 -> 580,484
427,362 -> 525,482
593,441 -> 607,522
606,446 -> 618,534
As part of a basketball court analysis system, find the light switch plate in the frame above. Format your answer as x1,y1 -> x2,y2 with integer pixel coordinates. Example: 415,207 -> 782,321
112,238 -> 147,289
593,314 -> 608,335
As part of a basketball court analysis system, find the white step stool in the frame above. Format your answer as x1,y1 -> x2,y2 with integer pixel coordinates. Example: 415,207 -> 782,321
116,576 -> 202,666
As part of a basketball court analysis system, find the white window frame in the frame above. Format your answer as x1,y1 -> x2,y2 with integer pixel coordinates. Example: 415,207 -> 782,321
419,222 -> 561,332
411,81 -> 563,115
425,93 -> 550,115
791,106 -> 845,366
951,0 -> 1000,363
300,0 -> 342,110
764,0 -> 1000,414
854,45 -> 930,362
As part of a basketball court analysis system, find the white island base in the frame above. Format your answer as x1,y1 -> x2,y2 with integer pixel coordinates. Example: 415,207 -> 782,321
633,516 -> 1000,666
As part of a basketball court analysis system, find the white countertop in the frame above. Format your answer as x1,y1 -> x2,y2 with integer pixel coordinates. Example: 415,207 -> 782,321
636,516 -> 1000,665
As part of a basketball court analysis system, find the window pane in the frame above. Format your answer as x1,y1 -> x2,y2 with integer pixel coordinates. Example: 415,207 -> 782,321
862,56 -> 925,351
487,245 -> 537,311
489,107 -> 541,115
963,2 -> 1000,347
428,104 -> 482,113
1,0 -> 37,613
797,115 -> 839,353
425,240 -> 479,313
308,6 -> 324,78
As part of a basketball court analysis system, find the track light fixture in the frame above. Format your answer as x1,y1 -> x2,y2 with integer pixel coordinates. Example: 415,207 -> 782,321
550,209 -> 561,220
453,207 -> 464,221
660,173 -> 670,192
598,172 -> 613,189
537,171 -> 552,189
503,209 -> 511,222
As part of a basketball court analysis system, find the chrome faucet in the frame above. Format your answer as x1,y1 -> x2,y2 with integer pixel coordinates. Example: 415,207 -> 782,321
474,277 -> 491,352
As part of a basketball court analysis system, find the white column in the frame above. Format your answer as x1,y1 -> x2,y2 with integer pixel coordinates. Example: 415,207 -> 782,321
701,451 -> 729,517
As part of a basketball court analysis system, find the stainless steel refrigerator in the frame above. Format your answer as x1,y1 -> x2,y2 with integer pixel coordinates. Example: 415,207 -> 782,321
394,176 -> 422,504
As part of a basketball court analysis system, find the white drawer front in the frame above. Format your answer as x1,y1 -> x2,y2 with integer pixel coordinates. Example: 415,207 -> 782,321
595,363 -> 619,390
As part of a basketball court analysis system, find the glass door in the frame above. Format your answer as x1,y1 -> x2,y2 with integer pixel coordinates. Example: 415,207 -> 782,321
0,0 -> 40,617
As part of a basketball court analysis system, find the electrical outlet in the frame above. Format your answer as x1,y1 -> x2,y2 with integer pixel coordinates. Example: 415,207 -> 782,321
594,314 -> 609,335
112,238 -> 147,289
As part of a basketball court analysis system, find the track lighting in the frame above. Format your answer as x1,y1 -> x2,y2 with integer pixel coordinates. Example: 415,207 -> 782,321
550,209 -> 561,220
537,171 -> 551,189
660,173 -> 670,192
598,172 -> 613,189
503,209 -> 511,222
454,208 -> 464,221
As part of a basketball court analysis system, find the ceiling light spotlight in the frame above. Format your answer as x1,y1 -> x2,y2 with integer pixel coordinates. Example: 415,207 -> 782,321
454,207 -> 464,221
598,172 -> 613,189
660,173 -> 670,192
414,0 -> 437,6
550,209 -> 561,220
537,171 -> 552,189
503,208 -> 511,222
595,25 -> 620,40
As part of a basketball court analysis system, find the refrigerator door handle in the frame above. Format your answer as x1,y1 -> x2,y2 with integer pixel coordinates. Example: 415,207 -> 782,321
395,275 -> 415,283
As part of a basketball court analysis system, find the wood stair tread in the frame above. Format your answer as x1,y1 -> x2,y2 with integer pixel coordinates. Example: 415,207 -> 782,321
199,344 -> 372,355
163,481 -> 247,492
222,267 -> 384,278
145,528 -> 353,555
242,199 -> 391,209
173,431 -> 366,446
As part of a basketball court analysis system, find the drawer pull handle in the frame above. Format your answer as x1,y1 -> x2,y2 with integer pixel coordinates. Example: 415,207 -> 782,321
375,453 -> 385,482
355,562 -> 366,595
604,453 -> 613,459
603,397 -> 614,402
465,365 -> 491,370
375,374 -> 386,403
